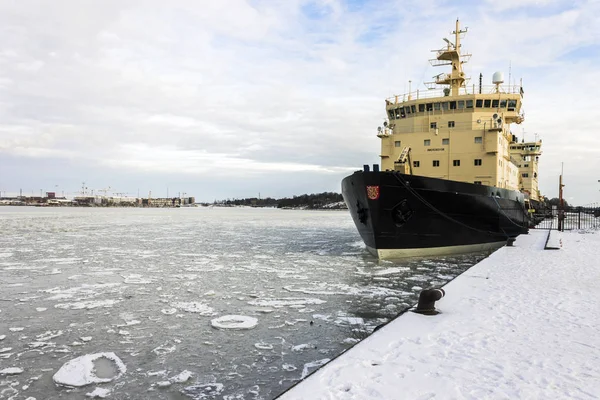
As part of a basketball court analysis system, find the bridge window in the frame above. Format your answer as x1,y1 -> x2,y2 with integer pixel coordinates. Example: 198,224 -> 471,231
405,105 -> 411,114
419,104 -> 425,112
500,100 -> 507,108
492,99 -> 499,108
430,122 -> 437,129
474,159 -> 482,166
484,99 -> 491,107
434,103 -> 441,111
411,105 -> 416,113
457,100 -> 465,109
476,99 -> 483,108
442,138 -> 449,145
449,101 -> 457,110
448,121 -> 455,128
424,139 -> 431,146
388,110 -> 395,119
524,163 -> 529,167
426,103 -> 433,111
466,100 -> 474,108
508,99 -> 517,111
474,136 -> 483,144
441,102 -> 449,111
433,160 -> 440,167
394,141 -> 401,147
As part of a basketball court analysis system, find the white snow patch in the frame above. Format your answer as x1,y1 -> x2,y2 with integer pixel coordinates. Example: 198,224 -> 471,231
36,307 -> 47,312
9,327 -> 24,332
52,352 -> 126,387
211,315 -> 258,330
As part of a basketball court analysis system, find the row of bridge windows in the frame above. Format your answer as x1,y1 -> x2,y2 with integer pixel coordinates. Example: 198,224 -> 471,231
388,99 -> 518,120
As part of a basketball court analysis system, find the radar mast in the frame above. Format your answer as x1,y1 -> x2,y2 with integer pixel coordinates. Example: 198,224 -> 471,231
427,19 -> 471,96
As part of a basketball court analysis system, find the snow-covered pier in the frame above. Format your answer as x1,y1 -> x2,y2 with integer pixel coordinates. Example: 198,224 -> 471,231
279,229 -> 600,399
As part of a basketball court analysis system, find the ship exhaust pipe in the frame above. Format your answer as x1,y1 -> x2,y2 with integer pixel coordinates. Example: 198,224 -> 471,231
414,288 -> 445,315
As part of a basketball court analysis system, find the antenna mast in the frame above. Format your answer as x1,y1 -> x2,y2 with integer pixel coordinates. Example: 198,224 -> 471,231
426,19 -> 471,96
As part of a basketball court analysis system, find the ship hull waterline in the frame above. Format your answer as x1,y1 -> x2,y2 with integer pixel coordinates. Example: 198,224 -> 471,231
342,170 -> 529,260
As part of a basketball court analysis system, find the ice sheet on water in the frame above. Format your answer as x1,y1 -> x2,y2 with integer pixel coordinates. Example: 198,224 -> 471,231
211,315 -> 258,330
182,382 -> 224,399
254,342 -> 273,350
372,267 -> 411,276
0,367 -> 23,375
170,370 -> 193,383
247,297 -> 326,307
85,387 -> 111,398
52,352 -> 126,387
283,283 -> 410,297
55,299 -> 120,310
171,302 -> 215,315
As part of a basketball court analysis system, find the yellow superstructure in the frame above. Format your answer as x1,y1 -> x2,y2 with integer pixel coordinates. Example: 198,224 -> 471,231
378,20 -> 537,193
510,140 -> 542,202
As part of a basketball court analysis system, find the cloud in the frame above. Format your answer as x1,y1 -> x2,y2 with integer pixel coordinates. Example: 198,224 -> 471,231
0,0 -> 599,203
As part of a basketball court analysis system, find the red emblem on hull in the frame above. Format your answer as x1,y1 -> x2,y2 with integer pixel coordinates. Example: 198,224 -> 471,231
366,186 -> 380,200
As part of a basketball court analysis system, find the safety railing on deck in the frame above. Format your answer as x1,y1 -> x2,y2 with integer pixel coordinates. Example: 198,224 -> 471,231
387,84 -> 523,104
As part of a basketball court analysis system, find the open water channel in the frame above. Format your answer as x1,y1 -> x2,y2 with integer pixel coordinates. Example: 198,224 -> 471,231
0,207 -> 486,399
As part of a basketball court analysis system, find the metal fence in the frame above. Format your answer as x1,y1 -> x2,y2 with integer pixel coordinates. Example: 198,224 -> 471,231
531,204 -> 600,231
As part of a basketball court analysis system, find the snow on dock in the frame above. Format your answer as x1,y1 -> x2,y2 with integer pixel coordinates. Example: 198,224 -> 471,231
279,229 -> 600,399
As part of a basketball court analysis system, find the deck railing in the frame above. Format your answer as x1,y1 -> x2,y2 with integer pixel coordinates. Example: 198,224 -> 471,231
387,85 -> 523,104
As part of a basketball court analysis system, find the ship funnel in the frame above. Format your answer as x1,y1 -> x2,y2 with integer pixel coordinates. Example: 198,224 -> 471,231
492,71 -> 504,84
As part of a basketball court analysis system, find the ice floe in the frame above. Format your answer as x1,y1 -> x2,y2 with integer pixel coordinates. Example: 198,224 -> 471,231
211,315 -> 258,330
53,352 -> 126,387
55,299 -> 120,310
247,298 -> 326,308
85,387 -> 111,398
170,370 -> 193,383
0,367 -> 23,375
254,342 -> 273,350
171,301 -> 215,315
181,382 -> 224,399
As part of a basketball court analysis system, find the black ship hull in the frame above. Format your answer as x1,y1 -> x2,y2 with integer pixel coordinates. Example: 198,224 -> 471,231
342,170 -> 529,259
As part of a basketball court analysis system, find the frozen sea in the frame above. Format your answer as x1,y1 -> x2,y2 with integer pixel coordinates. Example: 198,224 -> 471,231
0,207 -> 486,399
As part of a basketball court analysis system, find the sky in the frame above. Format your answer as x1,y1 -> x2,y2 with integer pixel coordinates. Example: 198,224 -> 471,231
1,0 -> 599,204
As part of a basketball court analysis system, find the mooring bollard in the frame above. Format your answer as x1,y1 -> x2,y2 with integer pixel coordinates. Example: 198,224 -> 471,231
413,288 -> 445,315
506,237 -> 516,246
